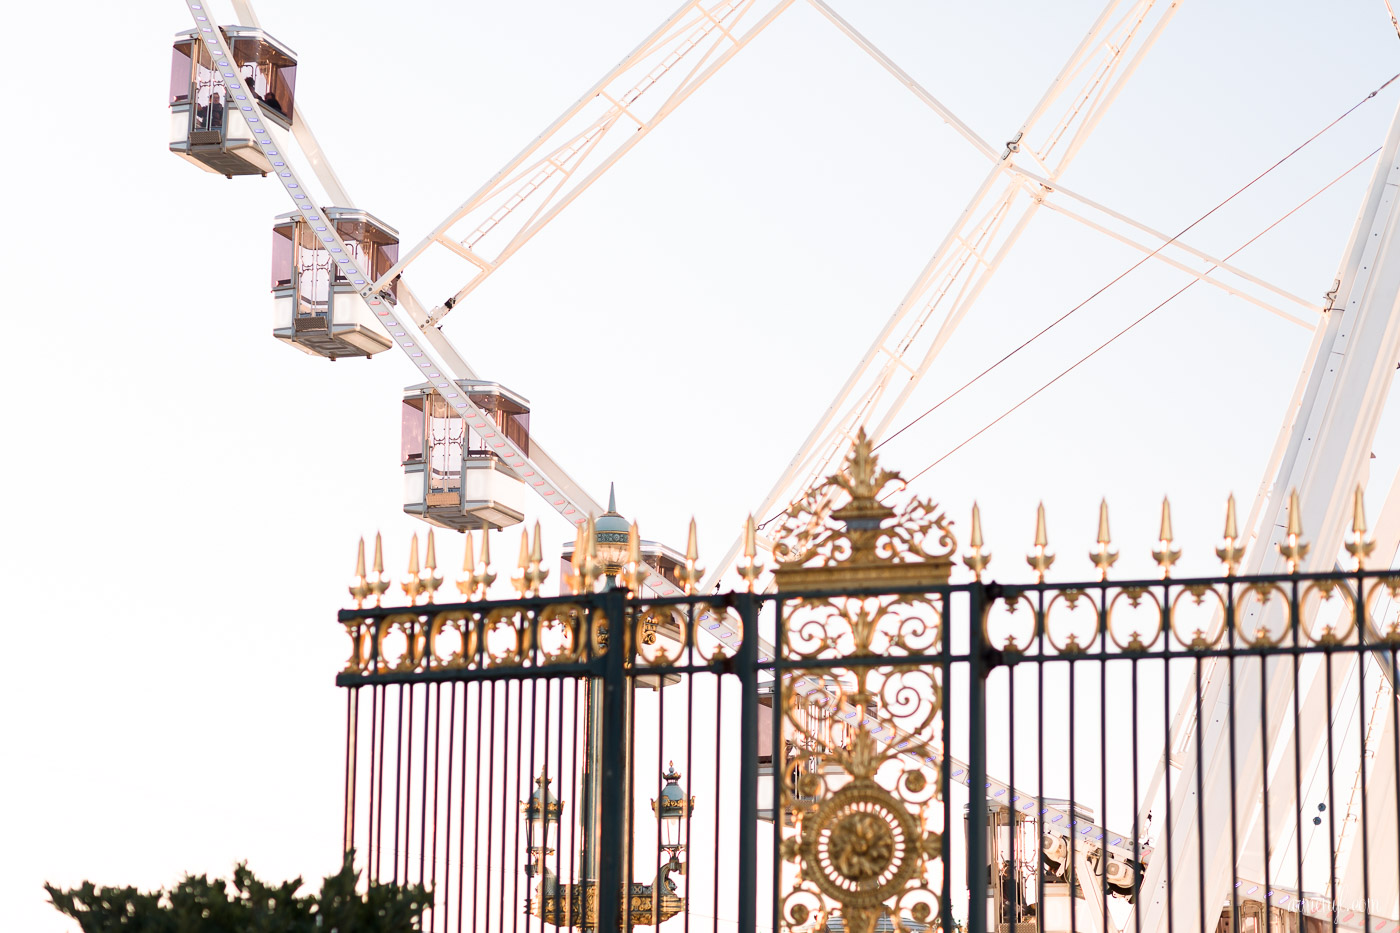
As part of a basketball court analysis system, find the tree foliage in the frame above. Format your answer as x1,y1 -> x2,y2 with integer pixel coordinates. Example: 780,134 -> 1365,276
45,853 -> 429,932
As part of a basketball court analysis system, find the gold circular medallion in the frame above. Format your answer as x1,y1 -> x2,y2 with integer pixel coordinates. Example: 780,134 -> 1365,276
798,778 -> 922,909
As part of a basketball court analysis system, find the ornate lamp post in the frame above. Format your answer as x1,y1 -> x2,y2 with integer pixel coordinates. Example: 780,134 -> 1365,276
523,770 -> 562,909
521,761 -> 696,928
650,762 -> 694,855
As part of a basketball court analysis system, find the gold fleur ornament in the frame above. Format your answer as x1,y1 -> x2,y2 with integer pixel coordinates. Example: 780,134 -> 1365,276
771,429 -> 955,592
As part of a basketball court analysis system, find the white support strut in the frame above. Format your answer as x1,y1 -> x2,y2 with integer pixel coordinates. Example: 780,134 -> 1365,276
1136,95 -> 1400,933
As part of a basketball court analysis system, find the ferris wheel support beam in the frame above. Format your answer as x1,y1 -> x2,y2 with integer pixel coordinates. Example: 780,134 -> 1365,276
367,0 -> 797,324
809,0 -> 1315,323
1136,96 -> 1400,933
703,0 -> 1181,590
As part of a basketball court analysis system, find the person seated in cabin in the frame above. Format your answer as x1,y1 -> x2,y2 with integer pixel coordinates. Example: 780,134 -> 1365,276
199,90 -> 224,130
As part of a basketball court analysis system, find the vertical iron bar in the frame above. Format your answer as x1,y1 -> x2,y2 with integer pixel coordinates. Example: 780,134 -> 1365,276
456,682 -> 471,933
1355,577 -> 1372,933
396,683 -> 408,884
429,682 -> 443,930
1161,634 -> 1175,933
1292,641 -> 1305,933
737,591 -> 761,932
1131,655 -> 1142,933
344,686 -> 356,856
769,597 -> 784,933
1068,610 -> 1078,933
1099,587 -> 1109,933
417,680 -> 428,890
443,681 -> 458,933
967,581 -> 990,933
1390,644 -> 1400,917
1325,647 -> 1339,933
595,586 -> 630,933
1227,588 -> 1241,933
1194,656 -> 1207,933
942,590 -> 953,933
1036,588 -> 1046,933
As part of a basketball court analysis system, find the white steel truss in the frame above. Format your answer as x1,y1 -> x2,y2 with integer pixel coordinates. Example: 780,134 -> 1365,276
703,0 -> 1187,590
1136,97 -> 1400,933
373,0 -> 798,326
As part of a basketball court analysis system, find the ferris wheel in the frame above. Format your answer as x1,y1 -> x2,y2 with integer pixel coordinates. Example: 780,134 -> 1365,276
169,1 -> 1400,929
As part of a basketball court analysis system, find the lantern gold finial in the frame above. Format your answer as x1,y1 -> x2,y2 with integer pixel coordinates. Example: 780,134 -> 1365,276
1026,502 -> 1055,582
1151,497 -> 1182,578
1215,494 -> 1246,575
677,517 -> 705,594
349,537 -> 371,608
1090,499 -> 1119,581
369,532 -> 391,607
963,502 -> 991,581
402,533 -> 426,605
458,531 -> 478,600
1346,484 -> 1376,569
1277,489 -> 1310,572
622,521 -> 648,594
739,514 -> 763,591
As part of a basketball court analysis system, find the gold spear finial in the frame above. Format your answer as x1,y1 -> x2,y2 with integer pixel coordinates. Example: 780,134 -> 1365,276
739,514 -> 763,591
564,522 -> 586,595
1346,484 -> 1376,569
578,514 -> 600,594
1151,497 -> 1182,578
1216,494 -> 1246,575
422,530 -> 443,602
476,528 -> 497,597
527,520 -> 550,594
1090,499 -> 1119,580
458,531 -> 478,599
402,533 -> 425,605
963,502 -> 991,581
512,528 -> 532,597
1026,502 -> 1055,582
349,537 -> 371,607
369,532 -> 391,607
622,521 -> 648,594
677,517 -> 705,594
1277,489 -> 1310,572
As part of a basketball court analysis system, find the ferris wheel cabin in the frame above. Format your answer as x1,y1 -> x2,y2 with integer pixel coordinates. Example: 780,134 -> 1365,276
271,209 -> 397,359
169,27 -> 296,177
402,382 -> 530,531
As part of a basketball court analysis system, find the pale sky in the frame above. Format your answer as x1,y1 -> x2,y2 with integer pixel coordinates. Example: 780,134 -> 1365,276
6,1 -> 1400,930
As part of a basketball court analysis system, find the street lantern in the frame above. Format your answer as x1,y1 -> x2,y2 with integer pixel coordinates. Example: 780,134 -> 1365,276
521,770 -> 561,877
650,762 -> 695,853
594,483 -> 632,582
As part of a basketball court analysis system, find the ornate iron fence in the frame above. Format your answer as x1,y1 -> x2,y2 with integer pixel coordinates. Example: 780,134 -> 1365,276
335,436 -> 1400,933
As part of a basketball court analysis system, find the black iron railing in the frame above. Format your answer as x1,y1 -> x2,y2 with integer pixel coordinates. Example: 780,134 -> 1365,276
335,567 -> 1400,933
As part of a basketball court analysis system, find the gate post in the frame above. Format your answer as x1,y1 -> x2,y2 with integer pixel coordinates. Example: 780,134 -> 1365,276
967,582 -> 990,933
736,591 -> 760,933
595,587 -> 630,932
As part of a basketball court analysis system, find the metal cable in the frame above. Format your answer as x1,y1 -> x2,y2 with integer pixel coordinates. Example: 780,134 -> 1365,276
902,145 -> 1382,486
876,72 -> 1400,455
